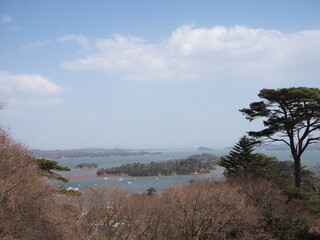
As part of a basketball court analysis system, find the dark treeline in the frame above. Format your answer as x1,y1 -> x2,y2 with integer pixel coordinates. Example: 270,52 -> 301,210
97,153 -> 220,176
75,162 -> 98,169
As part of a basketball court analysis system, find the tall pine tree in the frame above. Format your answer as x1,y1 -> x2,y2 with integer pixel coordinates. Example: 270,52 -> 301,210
219,136 -> 266,176
240,87 -> 320,187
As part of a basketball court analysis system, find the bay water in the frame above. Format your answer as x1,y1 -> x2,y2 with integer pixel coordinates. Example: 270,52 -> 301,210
57,149 -> 319,194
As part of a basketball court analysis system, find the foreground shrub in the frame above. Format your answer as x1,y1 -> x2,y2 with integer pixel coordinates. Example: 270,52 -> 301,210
160,180 -> 270,240
0,130 -> 79,240
229,177 -> 310,240
67,181 -> 270,240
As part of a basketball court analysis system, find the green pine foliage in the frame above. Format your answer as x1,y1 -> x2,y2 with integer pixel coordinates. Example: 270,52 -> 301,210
219,135 -> 267,176
147,186 -> 156,196
240,87 -> 320,188
34,158 -> 70,182
59,188 -> 81,196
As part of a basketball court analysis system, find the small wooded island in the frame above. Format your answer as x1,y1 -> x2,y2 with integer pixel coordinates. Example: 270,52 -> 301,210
97,154 -> 220,176
75,163 -> 98,169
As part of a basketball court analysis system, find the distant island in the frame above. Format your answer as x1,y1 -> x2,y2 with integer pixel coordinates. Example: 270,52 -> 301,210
256,142 -> 320,151
197,147 -> 214,151
97,153 -> 220,176
75,163 -> 98,169
30,148 -> 162,159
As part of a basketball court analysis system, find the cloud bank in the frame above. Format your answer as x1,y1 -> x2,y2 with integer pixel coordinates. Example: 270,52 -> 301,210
62,25 -> 320,82
0,71 -> 64,95
0,71 -> 64,106
0,15 -> 12,25
22,39 -> 53,49
0,15 -> 20,31
58,34 -> 90,49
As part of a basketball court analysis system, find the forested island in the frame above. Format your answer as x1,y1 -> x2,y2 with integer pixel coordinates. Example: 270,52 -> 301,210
75,163 -> 98,169
97,153 -> 220,176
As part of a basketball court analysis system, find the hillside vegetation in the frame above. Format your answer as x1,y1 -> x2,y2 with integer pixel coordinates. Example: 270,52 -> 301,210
1,129 -> 320,239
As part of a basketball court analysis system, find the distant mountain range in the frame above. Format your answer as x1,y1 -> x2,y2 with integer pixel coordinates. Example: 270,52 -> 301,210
30,142 -> 320,159
30,148 -> 160,159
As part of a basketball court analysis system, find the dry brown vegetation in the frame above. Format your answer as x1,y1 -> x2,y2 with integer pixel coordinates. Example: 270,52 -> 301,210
1,129 -> 318,239
229,177 -> 310,239
0,129 -> 77,239
59,182 -> 270,240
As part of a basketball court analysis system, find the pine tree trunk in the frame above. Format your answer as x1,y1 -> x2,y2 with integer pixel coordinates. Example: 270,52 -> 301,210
294,157 -> 301,188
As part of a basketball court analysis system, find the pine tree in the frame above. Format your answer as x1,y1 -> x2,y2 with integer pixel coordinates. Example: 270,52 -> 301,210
240,87 -> 320,187
219,135 -> 266,176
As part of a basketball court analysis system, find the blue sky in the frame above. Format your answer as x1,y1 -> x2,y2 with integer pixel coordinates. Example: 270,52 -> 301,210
1,0 -> 320,149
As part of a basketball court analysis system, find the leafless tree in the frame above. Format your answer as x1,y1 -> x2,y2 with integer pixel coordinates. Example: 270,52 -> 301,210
229,176 -> 308,240
0,129 -> 78,239
159,180 -> 270,240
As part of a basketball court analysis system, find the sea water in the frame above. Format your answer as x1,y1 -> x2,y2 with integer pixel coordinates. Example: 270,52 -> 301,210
56,150 -> 319,193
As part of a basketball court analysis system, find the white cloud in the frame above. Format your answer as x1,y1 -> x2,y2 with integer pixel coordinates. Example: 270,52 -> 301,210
0,15 -> 12,25
58,34 -> 90,49
22,39 -> 53,48
0,71 -> 64,95
61,25 -> 320,82
0,15 -> 20,31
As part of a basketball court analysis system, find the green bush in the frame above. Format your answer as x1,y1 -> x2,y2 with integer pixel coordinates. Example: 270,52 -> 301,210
284,186 -> 312,200
303,199 -> 320,214
59,188 -> 81,196
263,213 -> 309,240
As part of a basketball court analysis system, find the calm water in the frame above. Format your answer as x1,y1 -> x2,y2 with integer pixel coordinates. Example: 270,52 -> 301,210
56,150 -> 319,193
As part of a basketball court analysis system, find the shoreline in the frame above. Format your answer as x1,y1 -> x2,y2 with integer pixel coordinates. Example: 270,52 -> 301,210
66,169 -> 216,179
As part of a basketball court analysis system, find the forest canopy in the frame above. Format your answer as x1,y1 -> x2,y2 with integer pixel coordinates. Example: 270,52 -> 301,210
97,154 -> 220,176
75,162 -> 98,169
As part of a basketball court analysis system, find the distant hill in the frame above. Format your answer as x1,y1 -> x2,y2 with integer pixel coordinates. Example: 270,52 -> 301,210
30,148 -> 160,159
256,142 -> 320,151
197,147 -> 214,151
